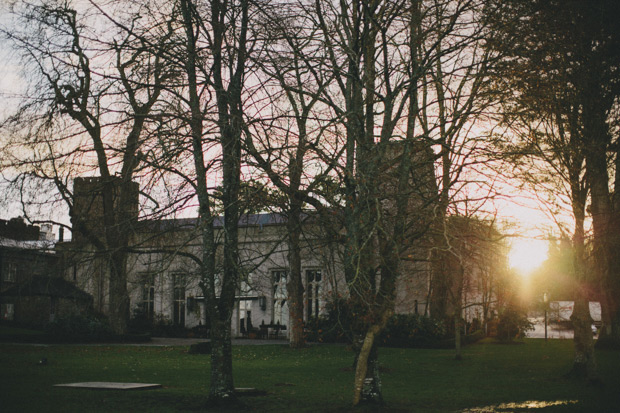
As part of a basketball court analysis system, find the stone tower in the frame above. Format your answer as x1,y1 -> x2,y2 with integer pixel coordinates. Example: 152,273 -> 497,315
71,177 -> 139,243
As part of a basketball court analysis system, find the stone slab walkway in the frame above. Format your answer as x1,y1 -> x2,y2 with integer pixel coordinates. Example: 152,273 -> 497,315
54,382 -> 162,390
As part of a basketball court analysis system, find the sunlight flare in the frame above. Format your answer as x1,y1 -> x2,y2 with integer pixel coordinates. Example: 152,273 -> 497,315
509,238 -> 549,276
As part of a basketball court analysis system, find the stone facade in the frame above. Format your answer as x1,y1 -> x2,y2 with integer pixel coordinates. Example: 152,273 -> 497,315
65,209 -> 431,337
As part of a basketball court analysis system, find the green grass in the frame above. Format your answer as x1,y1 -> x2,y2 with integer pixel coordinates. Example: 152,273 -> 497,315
0,339 -> 618,412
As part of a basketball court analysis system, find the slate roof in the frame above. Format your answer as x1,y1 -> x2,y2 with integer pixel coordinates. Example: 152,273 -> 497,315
0,275 -> 92,301
138,212 -> 289,232
0,237 -> 56,251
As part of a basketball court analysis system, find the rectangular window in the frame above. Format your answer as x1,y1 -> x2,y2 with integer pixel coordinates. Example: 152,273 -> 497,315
306,269 -> 322,320
172,274 -> 185,326
239,280 -> 253,297
3,263 -> 17,282
1,303 -> 14,321
141,274 -> 155,320
272,270 -> 287,324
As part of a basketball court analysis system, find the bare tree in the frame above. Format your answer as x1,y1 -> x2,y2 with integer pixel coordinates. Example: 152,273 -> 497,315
485,0 -> 601,379
243,0 -> 497,405
245,2 -> 342,348
301,0 -> 495,405
433,214 -> 507,359
175,0 -> 255,403
1,1 -> 172,334
485,0 -> 620,349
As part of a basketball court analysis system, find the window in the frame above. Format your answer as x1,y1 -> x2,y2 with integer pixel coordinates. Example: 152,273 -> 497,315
141,274 -> 155,320
306,269 -> 322,320
239,280 -> 253,297
1,303 -> 14,321
3,263 -> 17,282
172,274 -> 185,326
272,270 -> 287,324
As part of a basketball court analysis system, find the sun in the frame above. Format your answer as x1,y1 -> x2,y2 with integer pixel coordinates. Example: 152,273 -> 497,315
508,238 -> 549,276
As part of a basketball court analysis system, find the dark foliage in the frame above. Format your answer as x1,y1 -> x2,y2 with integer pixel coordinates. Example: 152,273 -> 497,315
45,313 -> 113,342
128,308 -> 190,338
303,299 -> 484,348
496,305 -> 534,342
379,314 -> 447,348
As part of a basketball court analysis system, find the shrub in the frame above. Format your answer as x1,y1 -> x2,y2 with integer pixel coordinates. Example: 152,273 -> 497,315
305,299 -> 449,348
496,305 -> 533,342
150,321 -> 189,338
379,314 -> 447,348
45,313 -> 113,342
304,298 -> 368,344
190,324 -> 209,338
129,309 -> 190,338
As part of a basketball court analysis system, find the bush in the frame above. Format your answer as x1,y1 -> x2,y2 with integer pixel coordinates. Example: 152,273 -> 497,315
304,298 -> 370,344
305,299 -> 449,348
129,309 -> 190,338
150,321 -> 189,338
45,313 -> 113,342
305,316 -> 348,344
379,314 -> 447,348
464,329 -> 486,344
496,305 -> 533,342
189,324 -> 210,339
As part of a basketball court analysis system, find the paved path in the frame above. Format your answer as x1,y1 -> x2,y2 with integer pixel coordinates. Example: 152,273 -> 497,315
146,337 -> 288,346
0,337 -> 291,347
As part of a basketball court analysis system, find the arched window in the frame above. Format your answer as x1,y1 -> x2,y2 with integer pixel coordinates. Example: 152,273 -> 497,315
306,269 -> 322,320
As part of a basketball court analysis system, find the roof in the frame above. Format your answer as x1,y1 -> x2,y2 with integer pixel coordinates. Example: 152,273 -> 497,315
0,237 -> 56,251
0,275 -> 92,301
139,212 -> 290,232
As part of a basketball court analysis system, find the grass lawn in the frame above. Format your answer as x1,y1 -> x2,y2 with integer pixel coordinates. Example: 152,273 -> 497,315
0,338 -> 618,412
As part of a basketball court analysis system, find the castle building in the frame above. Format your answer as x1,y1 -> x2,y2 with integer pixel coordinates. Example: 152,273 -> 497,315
63,176 -> 432,338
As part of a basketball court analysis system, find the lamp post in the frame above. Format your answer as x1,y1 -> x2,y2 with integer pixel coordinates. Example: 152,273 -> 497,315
543,292 -> 548,342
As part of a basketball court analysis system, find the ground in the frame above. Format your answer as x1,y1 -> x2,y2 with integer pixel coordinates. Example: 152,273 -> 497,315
0,336 -> 619,412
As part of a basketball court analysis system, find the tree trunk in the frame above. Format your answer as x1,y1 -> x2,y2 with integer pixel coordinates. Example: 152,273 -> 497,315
362,341 -> 382,404
100,178 -> 135,336
429,249 -> 450,322
584,93 -> 619,347
607,132 -> 620,344
208,318 -> 237,403
179,0 -> 246,407
589,163 -> 616,345
105,180 -> 137,336
570,297 -> 598,381
570,180 -> 598,380
454,313 -> 462,360
600,208 -> 620,346
108,251 -> 129,335
353,324 -> 383,406
287,214 -> 306,348
287,206 -> 305,348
